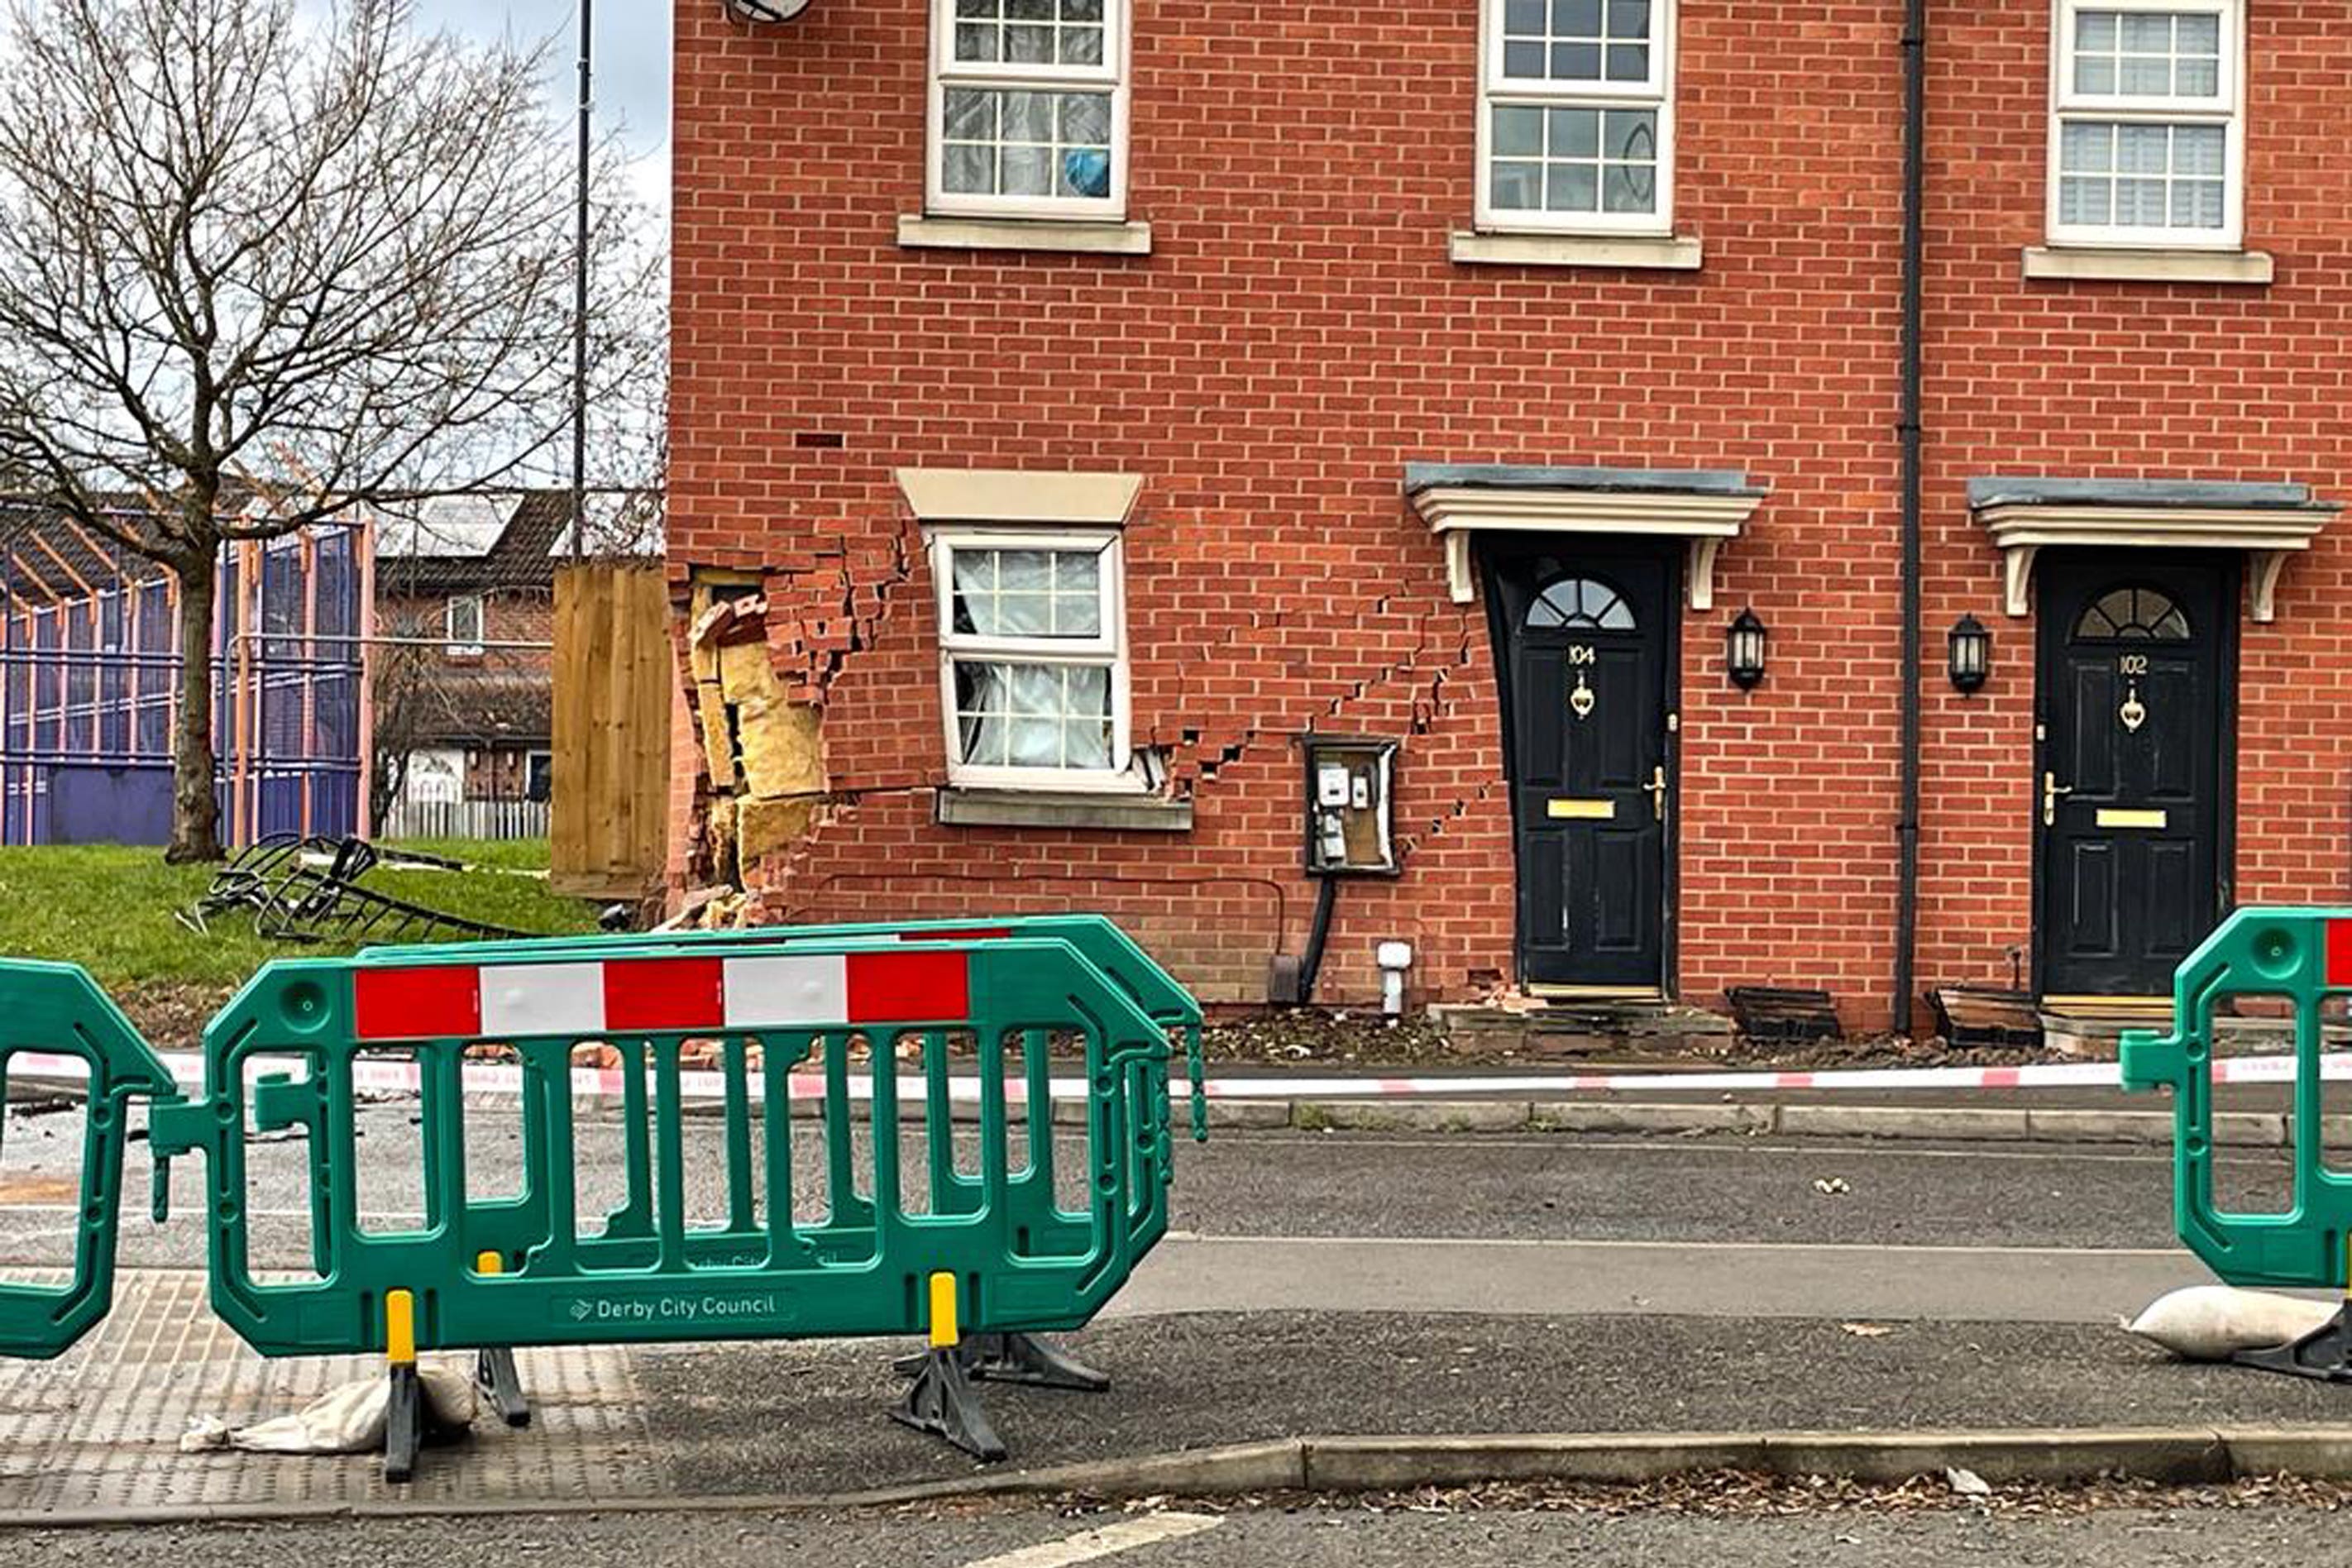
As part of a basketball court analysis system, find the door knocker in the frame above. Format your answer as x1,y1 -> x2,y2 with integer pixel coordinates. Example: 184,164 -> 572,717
1569,672 -> 1596,722
2119,683 -> 2147,734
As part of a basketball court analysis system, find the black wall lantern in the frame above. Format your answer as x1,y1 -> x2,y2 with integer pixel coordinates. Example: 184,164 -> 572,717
1948,614 -> 1991,694
1726,609 -> 1768,691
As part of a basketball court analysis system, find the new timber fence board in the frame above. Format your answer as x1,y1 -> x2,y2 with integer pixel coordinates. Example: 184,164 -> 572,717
551,564 -> 670,899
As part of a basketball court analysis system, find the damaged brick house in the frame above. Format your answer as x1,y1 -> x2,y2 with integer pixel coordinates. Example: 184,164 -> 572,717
669,2 -> 2351,1029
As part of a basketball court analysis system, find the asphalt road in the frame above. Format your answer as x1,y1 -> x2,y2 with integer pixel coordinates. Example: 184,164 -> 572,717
625,1313 -> 2348,1498
36,1500 -> 2352,1568
0,1102 -> 2277,1273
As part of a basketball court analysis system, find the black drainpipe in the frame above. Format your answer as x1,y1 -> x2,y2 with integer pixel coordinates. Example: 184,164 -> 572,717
1894,0 -> 1927,1035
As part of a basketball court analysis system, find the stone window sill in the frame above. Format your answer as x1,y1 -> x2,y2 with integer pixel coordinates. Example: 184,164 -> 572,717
2022,246 -> 2273,285
1449,230 -> 1704,270
935,788 -> 1193,833
897,214 -> 1153,256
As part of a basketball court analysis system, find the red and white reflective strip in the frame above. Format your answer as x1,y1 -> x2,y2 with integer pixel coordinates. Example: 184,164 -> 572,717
349,949 -> 971,1042
12,1049 -> 2352,1107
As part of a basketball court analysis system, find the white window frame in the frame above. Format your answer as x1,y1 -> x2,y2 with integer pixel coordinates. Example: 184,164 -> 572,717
2048,0 -> 2245,251
930,527 -> 1135,793
444,593 -> 485,657
926,0 -> 1131,222
1475,0 -> 1678,237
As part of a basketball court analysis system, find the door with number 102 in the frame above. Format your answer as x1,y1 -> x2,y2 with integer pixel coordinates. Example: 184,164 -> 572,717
2036,551 -> 2233,999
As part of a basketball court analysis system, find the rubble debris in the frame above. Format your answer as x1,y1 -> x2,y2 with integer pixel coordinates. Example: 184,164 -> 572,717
193,834 -> 534,944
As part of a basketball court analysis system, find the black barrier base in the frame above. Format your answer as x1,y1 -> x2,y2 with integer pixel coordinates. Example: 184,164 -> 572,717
477,1346 -> 533,1427
961,1332 -> 1113,1392
385,1363 -> 423,1484
893,1346 -> 1008,1462
892,1331 -> 1111,1393
2236,1303 -> 2352,1383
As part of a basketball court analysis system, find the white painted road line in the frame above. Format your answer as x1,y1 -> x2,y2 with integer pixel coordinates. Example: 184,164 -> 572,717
958,1512 -> 1224,1568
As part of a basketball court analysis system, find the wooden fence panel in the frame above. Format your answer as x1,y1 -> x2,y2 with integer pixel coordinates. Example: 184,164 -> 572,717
551,563 -> 671,899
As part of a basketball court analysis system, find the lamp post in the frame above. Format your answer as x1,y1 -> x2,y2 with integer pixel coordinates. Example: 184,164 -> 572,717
571,0 -> 592,565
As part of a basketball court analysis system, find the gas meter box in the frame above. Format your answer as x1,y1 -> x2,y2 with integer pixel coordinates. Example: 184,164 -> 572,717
1301,736 -> 1399,876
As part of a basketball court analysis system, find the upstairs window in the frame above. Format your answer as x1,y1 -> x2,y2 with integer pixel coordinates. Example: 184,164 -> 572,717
931,530 -> 1131,790
444,594 -> 485,658
1478,0 -> 1676,235
2050,2 -> 2243,249
929,0 -> 1128,221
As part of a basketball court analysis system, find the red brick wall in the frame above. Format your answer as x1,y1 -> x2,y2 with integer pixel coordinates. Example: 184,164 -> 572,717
668,0 -> 1908,1016
670,2 -> 2346,1025
377,588 -> 554,672
1915,2 -> 2352,999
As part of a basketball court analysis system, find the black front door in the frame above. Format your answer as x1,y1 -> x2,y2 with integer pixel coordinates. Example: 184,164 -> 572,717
1487,542 -> 1674,991
2037,552 -> 2235,998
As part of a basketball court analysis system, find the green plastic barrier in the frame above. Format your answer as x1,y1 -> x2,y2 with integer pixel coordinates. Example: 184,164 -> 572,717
134,930 -> 1183,1464
0,963 -> 177,1358
150,933 -> 1169,1344
341,918 -> 1200,1312
2121,906 -> 2352,1289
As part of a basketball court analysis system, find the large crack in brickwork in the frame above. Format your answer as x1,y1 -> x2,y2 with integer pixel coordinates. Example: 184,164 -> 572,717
672,537 -> 1492,922
1163,600 -> 1484,826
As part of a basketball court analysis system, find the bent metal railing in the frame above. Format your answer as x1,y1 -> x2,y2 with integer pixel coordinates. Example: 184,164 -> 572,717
0,921 -> 1200,1478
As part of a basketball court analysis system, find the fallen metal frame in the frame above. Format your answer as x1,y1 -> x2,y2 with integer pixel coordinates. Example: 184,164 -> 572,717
194,833 -> 529,945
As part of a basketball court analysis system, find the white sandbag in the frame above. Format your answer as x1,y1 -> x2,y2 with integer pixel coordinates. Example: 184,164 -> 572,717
180,1362 -> 477,1456
2125,1285 -> 2336,1360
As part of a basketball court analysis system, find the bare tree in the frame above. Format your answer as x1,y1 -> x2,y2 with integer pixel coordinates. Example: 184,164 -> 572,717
0,0 -> 660,860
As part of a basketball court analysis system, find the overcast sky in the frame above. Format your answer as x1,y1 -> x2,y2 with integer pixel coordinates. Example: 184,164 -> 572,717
409,0 -> 671,208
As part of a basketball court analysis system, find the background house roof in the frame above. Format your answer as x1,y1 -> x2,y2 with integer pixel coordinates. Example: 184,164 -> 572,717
373,488 -> 664,596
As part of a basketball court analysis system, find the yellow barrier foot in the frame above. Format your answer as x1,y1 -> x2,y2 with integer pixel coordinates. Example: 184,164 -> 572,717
891,1270 -> 1009,1461
476,1347 -> 533,1427
893,1348 -> 1008,1462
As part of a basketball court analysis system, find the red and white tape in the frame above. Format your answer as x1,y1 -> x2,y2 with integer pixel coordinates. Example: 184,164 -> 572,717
9,1049 -> 2350,1107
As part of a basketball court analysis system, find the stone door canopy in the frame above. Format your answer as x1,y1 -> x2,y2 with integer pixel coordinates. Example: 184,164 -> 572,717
1405,464 -> 1769,610
1970,476 -> 2340,624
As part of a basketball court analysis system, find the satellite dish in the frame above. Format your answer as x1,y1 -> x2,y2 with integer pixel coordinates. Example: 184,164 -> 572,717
728,0 -> 814,19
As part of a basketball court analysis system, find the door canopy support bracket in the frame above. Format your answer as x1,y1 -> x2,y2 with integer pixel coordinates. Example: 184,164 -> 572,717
1971,477 -> 2340,624
1407,464 -> 1768,611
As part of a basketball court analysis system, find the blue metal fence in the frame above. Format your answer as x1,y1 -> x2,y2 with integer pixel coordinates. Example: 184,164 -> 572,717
0,525 -> 369,847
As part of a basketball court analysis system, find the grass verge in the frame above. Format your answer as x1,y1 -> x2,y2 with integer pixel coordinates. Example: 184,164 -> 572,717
0,839 -> 599,1045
